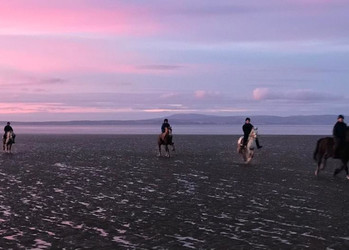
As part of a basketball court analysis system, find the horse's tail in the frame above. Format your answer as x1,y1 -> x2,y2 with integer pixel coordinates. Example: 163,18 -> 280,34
313,138 -> 322,161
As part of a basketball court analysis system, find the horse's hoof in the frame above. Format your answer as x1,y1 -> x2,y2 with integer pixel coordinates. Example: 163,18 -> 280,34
346,175 -> 349,180
315,170 -> 318,176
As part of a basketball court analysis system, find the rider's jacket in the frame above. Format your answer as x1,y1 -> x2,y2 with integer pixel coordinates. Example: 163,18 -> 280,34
242,123 -> 253,138
4,125 -> 13,133
333,121 -> 347,140
161,123 -> 171,133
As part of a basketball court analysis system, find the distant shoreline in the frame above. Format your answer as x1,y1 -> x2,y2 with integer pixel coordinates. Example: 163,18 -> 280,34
2,114 -> 345,126
14,124 -> 332,136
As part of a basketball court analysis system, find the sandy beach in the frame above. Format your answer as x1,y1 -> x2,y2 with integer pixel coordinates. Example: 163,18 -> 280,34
0,134 -> 349,249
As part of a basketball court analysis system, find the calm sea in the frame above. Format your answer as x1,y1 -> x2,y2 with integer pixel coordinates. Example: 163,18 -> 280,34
14,124 -> 333,135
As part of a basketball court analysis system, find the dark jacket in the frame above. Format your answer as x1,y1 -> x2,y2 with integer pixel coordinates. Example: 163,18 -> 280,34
4,125 -> 13,133
242,123 -> 253,141
161,123 -> 171,133
333,121 -> 347,140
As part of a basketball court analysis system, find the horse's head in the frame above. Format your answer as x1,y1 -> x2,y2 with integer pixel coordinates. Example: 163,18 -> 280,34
249,127 -> 257,139
6,131 -> 13,139
4,131 -> 13,146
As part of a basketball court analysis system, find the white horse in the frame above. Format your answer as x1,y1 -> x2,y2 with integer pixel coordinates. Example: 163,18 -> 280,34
3,131 -> 14,153
237,128 -> 258,164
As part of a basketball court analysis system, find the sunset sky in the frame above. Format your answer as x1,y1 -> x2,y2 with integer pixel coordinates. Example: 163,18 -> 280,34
0,0 -> 348,121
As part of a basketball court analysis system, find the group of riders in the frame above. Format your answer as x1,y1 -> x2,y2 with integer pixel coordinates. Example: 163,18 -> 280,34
159,117 -> 264,150
3,115 -> 347,157
160,115 -> 347,158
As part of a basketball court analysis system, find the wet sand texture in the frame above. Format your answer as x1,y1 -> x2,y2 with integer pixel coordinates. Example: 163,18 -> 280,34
0,134 -> 349,249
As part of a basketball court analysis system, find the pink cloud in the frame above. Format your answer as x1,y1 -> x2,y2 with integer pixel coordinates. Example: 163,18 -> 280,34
0,36 -> 156,74
194,90 -> 221,99
252,88 -> 273,101
253,88 -> 339,101
0,35 -> 189,75
0,1 -> 160,36
0,102 -> 136,114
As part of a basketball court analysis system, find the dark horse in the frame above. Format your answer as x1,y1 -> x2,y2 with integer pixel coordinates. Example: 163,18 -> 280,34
313,127 -> 349,179
157,129 -> 175,157
3,131 -> 14,153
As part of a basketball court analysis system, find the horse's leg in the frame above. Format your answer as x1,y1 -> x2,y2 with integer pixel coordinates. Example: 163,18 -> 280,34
158,144 -> 162,157
246,150 -> 251,163
315,156 -> 324,176
334,159 -> 348,177
242,148 -> 247,162
319,154 -> 328,170
165,145 -> 170,158
333,166 -> 342,177
345,161 -> 349,180
246,149 -> 254,164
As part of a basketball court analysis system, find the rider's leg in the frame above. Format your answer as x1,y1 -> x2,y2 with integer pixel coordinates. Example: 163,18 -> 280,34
168,135 -> 175,151
256,138 -> 262,149
243,136 -> 248,147
333,138 -> 344,158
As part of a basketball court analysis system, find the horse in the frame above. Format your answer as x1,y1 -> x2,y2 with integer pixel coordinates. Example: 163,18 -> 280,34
158,128 -> 175,157
313,127 -> 349,179
237,128 -> 257,164
3,131 -> 14,153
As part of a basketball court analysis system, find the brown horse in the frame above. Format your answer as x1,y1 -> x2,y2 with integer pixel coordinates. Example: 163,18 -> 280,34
313,128 -> 349,179
157,128 -> 175,157
3,131 -> 14,153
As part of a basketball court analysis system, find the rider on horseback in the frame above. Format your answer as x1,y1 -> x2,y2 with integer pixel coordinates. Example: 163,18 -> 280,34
161,119 -> 172,141
160,119 -> 175,152
242,117 -> 262,149
333,115 -> 347,158
4,122 -> 15,143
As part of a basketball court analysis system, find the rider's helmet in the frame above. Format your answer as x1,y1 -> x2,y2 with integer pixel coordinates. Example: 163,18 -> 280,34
7,122 -> 10,125
338,115 -> 344,120
164,119 -> 168,123
245,117 -> 250,122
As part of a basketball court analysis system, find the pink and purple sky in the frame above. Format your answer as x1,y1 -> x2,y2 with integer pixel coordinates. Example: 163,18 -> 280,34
1,0 -> 348,121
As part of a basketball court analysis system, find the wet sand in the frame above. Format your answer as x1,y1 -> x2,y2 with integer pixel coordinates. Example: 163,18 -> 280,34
0,134 -> 349,249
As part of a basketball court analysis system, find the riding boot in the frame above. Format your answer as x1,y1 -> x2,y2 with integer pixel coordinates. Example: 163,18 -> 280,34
256,138 -> 263,149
